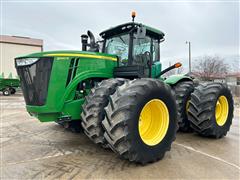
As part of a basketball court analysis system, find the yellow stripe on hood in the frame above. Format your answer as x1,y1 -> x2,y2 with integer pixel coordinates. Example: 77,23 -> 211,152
44,53 -> 117,61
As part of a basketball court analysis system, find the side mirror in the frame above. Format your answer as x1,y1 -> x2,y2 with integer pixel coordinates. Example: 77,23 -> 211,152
136,26 -> 146,39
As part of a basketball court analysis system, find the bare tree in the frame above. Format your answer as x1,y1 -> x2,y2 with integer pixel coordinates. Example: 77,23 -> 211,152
193,55 -> 229,81
230,58 -> 240,73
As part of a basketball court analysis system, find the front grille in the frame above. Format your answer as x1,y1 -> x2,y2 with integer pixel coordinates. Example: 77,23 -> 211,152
16,57 -> 53,106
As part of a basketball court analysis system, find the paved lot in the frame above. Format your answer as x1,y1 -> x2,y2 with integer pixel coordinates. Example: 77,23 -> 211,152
1,93 -> 240,179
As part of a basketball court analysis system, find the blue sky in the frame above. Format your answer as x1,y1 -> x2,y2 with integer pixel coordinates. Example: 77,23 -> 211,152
1,1 -> 239,71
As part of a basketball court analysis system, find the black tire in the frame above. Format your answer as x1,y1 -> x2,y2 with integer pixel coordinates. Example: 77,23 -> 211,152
10,88 -> 16,94
102,79 -> 177,164
81,78 -> 126,148
188,82 -> 234,138
56,120 -> 83,133
173,81 -> 194,132
3,89 -> 10,96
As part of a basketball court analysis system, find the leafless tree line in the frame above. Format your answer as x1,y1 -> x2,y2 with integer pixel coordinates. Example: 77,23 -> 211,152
163,55 -> 239,81
193,55 -> 229,81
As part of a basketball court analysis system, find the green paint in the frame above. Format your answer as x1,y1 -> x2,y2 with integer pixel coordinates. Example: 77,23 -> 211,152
62,98 -> 85,120
164,74 -> 192,85
21,52 -> 190,123
16,50 -> 117,59
16,23 -> 191,123
21,51 -> 116,122
151,61 -> 162,78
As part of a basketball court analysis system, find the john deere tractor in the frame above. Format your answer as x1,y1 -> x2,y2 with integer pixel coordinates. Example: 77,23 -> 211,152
15,13 -> 234,164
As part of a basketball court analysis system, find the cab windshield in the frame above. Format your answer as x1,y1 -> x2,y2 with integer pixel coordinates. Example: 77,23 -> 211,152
104,32 -> 159,66
105,34 -> 129,65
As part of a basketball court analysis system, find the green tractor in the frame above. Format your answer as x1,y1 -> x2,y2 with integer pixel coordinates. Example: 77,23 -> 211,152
15,13 -> 234,164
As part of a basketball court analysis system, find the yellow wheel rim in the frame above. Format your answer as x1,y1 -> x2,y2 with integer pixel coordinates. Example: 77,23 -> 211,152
138,99 -> 169,146
215,96 -> 229,126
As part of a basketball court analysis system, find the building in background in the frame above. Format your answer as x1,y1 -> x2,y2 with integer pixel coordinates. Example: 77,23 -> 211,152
226,73 -> 240,86
0,35 -> 43,78
189,71 -> 240,97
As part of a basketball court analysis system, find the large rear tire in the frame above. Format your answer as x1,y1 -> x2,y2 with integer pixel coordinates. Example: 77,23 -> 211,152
81,78 -> 125,148
173,81 -> 194,132
188,82 -> 234,138
102,79 -> 177,164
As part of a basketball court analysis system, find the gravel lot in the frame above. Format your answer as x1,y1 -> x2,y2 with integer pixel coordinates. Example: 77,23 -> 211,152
1,93 -> 239,179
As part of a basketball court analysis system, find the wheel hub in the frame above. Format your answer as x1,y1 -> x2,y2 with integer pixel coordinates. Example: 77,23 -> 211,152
215,96 -> 229,126
138,99 -> 169,146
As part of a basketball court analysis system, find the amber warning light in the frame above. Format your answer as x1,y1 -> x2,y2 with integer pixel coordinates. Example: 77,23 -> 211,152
132,11 -> 136,22
174,62 -> 182,68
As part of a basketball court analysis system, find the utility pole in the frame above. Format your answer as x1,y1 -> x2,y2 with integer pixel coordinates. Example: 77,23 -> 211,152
186,41 -> 191,73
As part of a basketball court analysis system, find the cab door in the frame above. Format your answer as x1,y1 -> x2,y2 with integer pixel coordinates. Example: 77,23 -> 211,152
132,36 -> 152,77
151,38 -> 161,78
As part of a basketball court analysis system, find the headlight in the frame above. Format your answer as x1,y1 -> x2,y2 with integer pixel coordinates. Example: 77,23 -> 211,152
16,58 -> 39,66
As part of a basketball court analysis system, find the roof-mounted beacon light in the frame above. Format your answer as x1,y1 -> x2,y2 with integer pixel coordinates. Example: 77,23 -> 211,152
132,11 -> 136,22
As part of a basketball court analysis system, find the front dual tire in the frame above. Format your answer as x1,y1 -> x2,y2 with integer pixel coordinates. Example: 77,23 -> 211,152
81,78 -> 125,147
102,79 -> 177,164
81,78 -> 177,164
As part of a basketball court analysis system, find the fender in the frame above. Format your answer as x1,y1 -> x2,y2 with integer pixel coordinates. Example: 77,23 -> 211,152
59,70 -> 113,110
164,74 -> 192,85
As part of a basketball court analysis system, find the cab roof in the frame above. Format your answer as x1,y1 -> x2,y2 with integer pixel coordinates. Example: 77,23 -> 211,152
99,22 -> 165,40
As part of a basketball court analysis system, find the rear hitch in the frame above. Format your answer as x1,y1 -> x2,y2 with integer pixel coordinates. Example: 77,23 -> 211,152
57,115 -> 72,124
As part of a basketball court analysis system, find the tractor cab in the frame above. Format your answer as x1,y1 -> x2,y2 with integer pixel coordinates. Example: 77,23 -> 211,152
100,22 -> 165,78
80,12 -> 165,78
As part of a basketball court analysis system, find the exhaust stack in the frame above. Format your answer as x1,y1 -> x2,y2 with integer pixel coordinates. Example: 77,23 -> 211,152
81,34 -> 88,51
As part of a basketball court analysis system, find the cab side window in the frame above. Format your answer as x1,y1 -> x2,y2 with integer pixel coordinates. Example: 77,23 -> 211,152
132,36 -> 151,67
152,39 -> 159,62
